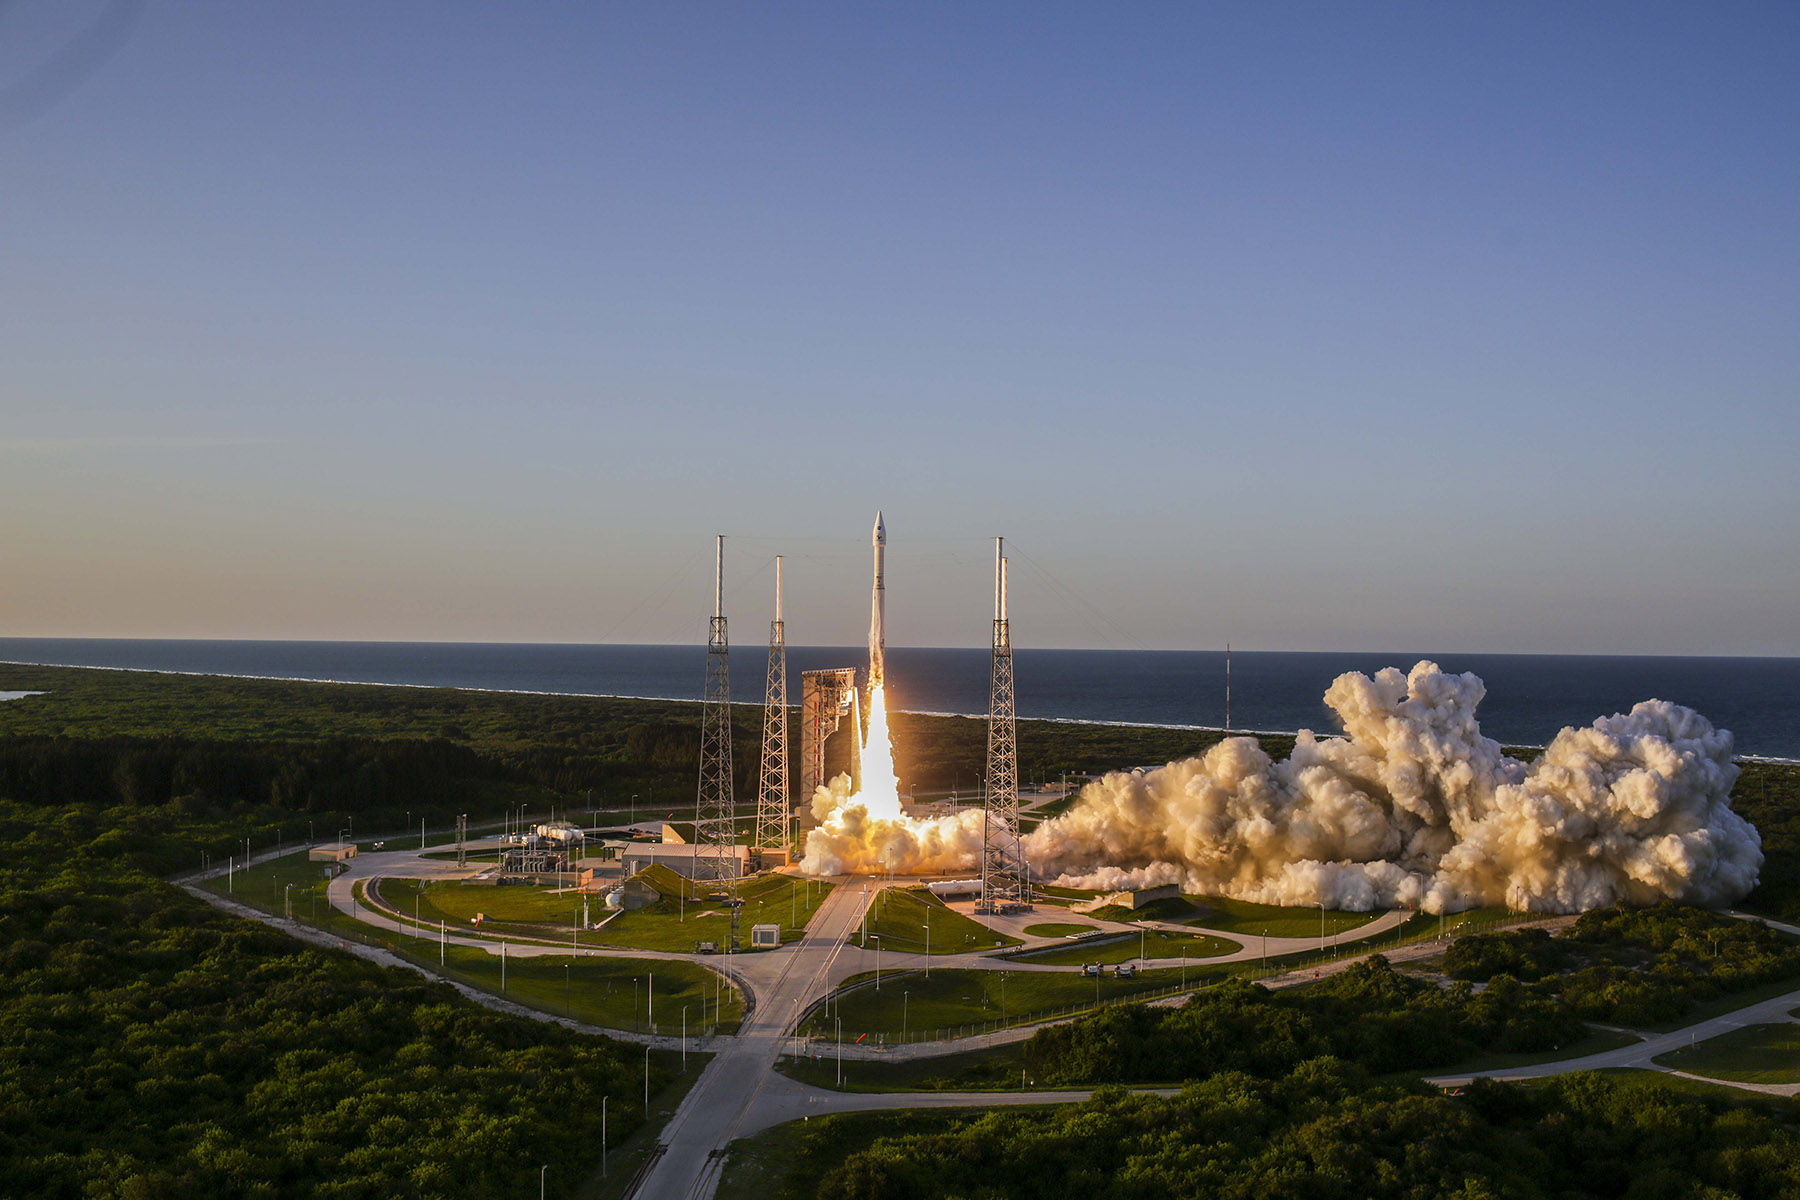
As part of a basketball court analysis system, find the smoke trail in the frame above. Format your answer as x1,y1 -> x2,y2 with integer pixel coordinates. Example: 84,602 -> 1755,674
1025,661 -> 1763,914
798,684 -> 990,876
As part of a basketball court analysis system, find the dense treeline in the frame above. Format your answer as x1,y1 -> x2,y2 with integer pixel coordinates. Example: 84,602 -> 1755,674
785,1064 -> 1800,1200
1025,956 -> 1585,1084
1025,906 -> 1800,1088
1733,760 -> 1800,920
0,664 -> 1251,815
0,798 -> 665,1198
1445,906 -> 1800,1026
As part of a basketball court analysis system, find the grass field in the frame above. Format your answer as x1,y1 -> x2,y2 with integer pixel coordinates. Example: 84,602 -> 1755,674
1010,928 -> 1238,965
803,965 -> 1212,1040
596,867 -> 835,952
1652,1023 -> 1800,1084
1185,896 -> 1380,938
199,851 -> 744,1033
380,864 -> 834,952
1592,1068 -> 1786,1104
1023,922 -> 1098,938
773,1041 -> 1090,1093
420,943 -> 742,1034
855,886 -> 1021,955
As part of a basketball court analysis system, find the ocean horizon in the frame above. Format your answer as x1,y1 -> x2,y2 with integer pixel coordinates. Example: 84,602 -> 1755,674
3,637 -> 1796,761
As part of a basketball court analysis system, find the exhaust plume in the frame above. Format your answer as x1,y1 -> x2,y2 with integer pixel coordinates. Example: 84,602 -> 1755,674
798,683 -> 991,876
1027,661 -> 1763,914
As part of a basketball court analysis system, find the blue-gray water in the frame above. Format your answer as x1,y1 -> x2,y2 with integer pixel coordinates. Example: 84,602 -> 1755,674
1,639 -> 1795,760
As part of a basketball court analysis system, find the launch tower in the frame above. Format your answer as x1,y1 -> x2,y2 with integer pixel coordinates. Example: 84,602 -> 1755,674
693,535 -> 740,894
978,536 -> 1029,912
753,557 -> 791,861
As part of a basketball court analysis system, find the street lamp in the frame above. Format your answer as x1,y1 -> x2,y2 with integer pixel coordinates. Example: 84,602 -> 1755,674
872,935 -> 881,990
903,991 -> 909,1042
539,1165 -> 547,1200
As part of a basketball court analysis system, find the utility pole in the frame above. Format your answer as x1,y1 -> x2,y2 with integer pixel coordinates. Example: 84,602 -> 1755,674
694,535 -> 738,902
754,556 -> 791,859
978,537 -> 1027,911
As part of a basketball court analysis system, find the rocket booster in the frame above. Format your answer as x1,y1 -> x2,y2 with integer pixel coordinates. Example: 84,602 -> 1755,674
869,511 -> 886,688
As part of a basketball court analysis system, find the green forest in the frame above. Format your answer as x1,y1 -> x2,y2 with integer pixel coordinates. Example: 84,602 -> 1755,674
0,796 -> 667,1198
745,1065 -> 1800,1200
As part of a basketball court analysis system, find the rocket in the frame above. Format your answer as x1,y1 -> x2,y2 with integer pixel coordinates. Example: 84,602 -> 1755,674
869,511 -> 886,688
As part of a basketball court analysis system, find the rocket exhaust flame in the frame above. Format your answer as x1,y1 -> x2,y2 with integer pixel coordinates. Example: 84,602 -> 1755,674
798,682 -> 994,876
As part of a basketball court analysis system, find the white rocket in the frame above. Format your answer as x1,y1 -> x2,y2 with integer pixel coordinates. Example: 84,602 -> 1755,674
869,511 -> 886,688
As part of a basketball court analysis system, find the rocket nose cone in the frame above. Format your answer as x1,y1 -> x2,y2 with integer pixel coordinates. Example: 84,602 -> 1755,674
873,511 -> 886,544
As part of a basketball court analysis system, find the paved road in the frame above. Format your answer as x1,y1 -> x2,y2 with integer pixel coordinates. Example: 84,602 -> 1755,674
1429,983 -> 1800,1096
631,877 -> 874,1200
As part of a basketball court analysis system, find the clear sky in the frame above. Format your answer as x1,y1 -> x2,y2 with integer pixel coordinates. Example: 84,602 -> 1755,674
2,2 -> 1796,654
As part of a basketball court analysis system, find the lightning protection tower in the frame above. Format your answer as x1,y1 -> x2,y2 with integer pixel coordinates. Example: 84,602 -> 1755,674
753,556 -> 791,862
978,536 -> 1029,912
694,535 -> 739,891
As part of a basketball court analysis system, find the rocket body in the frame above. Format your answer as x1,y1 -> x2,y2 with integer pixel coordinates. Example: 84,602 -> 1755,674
869,511 -> 886,688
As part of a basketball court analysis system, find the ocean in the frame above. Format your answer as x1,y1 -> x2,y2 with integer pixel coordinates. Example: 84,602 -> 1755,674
2,638 -> 1796,760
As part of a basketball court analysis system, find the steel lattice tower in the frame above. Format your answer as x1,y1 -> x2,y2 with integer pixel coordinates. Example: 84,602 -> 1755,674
979,537 -> 1028,911
694,535 -> 739,888
754,556 -> 791,856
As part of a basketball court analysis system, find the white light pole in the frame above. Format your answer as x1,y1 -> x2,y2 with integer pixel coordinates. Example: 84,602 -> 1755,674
873,936 -> 881,990
601,1096 -> 608,1178
643,1045 -> 650,1112
539,1165 -> 547,1200
835,1017 -> 842,1087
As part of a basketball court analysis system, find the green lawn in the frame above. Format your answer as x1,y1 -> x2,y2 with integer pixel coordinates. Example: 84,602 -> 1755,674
1591,1068 -> 1785,1104
1184,896 -> 1379,938
411,943 -> 742,1034
1010,928 -> 1238,965
1652,1023 -> 1800,1085
380,865 -> 835,953
804,965 -> 1213,1040
855,886 -> 1021,955
597,868 -> 835,952
401,876 -> 589,932
199,850 -> 744,1034
776,1042 -> 1050,1093
1023,922 -> 1098,938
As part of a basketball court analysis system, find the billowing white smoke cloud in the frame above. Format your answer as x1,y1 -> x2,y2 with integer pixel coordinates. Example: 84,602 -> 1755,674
1025,661 -> 1763,914
798,770 -> 992,876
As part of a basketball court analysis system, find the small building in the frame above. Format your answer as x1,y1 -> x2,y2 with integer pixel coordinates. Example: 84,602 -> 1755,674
309,843 -> 357,864
750,923 -> 782,949
616,842 -> 751,880
1121,883 -> 1179,910
605,877 -> 660,911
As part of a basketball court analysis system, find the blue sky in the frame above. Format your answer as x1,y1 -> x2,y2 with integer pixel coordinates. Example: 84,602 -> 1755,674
2,2 -> 1796,653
